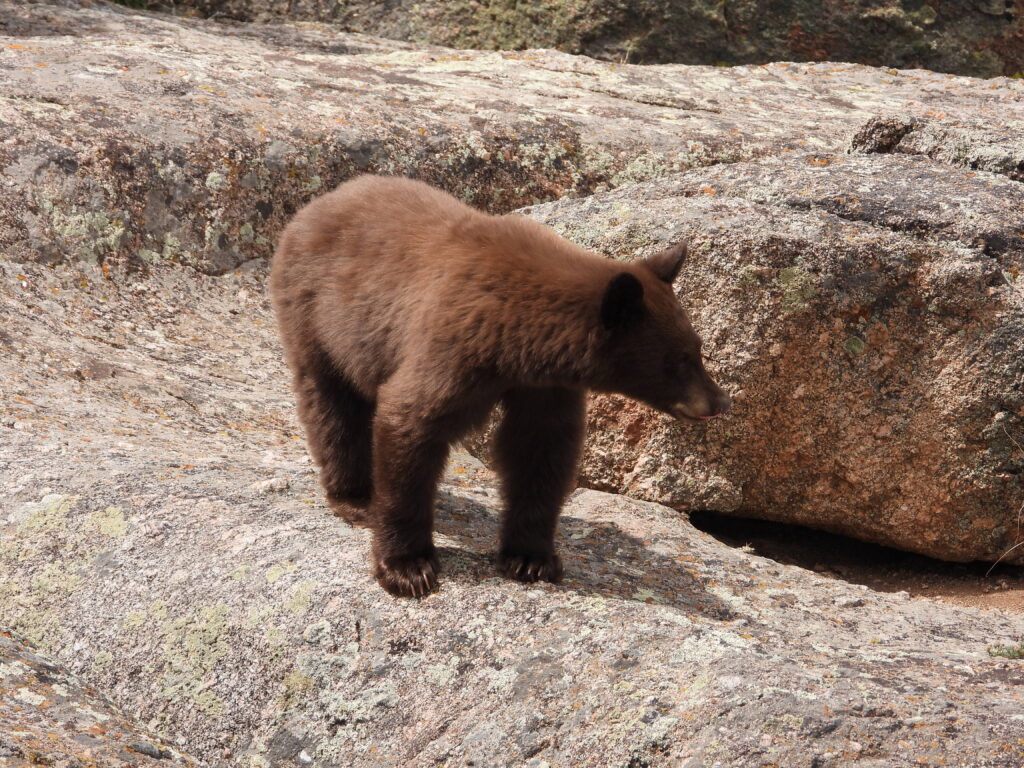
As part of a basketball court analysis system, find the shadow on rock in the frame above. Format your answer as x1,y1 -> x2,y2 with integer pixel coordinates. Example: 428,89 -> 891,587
434,489 -> 738,621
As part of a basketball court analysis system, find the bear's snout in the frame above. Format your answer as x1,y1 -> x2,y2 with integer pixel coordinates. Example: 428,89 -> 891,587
709,388 -> 732,417
671,381 -> 731,422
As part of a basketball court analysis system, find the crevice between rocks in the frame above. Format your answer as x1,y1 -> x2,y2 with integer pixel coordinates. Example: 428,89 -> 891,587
689,509 -> 1024,612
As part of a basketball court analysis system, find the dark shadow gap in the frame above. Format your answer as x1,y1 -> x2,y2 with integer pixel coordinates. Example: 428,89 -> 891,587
688,509 -> 1024,612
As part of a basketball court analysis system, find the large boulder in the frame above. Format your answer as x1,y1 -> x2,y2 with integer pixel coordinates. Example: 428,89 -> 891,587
0,256 -> 1022,767
127,0 -> 1024,78
500,151 -> 1024,563
2,1 -> 1022,273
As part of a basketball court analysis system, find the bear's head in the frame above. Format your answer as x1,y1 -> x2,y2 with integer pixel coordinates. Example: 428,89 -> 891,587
597,243 -> 731,422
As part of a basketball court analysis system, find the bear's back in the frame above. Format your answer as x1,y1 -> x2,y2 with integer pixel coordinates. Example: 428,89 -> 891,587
270,175 -> 617,395
270,176 -> 502,393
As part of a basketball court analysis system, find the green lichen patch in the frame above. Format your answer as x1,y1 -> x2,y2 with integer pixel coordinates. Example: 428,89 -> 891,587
301,619 -> 332,645
776,266 -> 817,312
284,581 -> 316,616
15,687 -> 47,707
988,642 -> 1024,659
243,606 -> 274,631
425,664 -> 455,686
205,171 -> 227,191
150,601 -> 169,622
736,264 -> 768,287
238,223 -> 255,243
123,610 -> 148,630
159,605 -> 231,716
0,592 -> 63,647
155,233 -> 196,266
266,562 -> 297,583
31,562 -> 82,595
15,494 -> 77,538
632,588 -> 665,604
264,626 -> 287,649
89,506 -> 128,538
93,650 -> 115,670
279,669 -> 316,710
610,152 -> 674,187
0,495 -> 86,645
325,681 -> 399,724
40,201 -> 127,264
844,336 -> 866,356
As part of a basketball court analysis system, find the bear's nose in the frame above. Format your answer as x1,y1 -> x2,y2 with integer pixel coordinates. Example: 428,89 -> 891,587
707,390 -> 731,417
716,393 -> 732,415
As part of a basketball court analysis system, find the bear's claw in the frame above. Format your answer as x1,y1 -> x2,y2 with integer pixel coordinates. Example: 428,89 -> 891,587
498,551 -> 563,584
374,551 -> 440,598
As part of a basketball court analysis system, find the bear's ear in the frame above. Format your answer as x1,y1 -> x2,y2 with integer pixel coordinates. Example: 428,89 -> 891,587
600,272 -> 645,331
643,242 -> 687,284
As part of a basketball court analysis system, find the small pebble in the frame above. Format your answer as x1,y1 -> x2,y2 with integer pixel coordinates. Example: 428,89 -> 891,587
835,596 -> 864,608
128,741 -> 170,759
250,477 -> 291,495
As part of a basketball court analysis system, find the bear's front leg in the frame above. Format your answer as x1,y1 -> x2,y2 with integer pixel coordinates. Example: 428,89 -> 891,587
368,395 -> 450,598
494,386 -> 586,584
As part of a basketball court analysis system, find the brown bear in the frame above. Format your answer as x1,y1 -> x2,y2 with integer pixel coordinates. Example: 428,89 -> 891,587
270,175 -> 731,598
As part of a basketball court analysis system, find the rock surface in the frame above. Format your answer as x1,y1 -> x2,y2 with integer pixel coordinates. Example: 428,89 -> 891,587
1,257 -> 1023,767
2,1 -> 1023,274
130,0 -> 1024,78
0,631 -> 198,767
480,151 -> 1024,563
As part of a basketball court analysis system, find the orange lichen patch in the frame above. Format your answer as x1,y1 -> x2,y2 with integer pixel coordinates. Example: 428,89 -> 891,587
1,635 -> 196,767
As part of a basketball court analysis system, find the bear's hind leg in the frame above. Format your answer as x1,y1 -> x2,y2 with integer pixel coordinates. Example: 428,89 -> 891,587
294,347 -> 374,525
494,386 -> 585,584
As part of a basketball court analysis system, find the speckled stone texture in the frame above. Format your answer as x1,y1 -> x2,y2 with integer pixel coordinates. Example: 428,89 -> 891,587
480,151 -> 1024,564
2,1 -> 1023,274
0,631 -> 197,767
1,256 -> 1023,768
123,0 -> 1024,78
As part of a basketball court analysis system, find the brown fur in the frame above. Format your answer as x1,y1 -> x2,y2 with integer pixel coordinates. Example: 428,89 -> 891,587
270,175 -> 730,597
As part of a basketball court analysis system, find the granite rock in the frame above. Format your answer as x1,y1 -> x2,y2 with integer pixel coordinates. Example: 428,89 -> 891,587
2,1 -> 1022,273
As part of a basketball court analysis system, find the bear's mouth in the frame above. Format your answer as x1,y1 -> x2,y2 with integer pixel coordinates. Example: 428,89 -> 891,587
673,412 -> 702,424
669,404 -> 717,423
